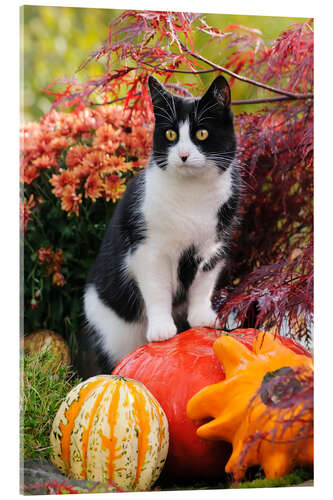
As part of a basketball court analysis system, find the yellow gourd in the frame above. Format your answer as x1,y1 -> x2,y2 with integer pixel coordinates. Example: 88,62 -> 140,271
187,332 -> 313,480
23,330 -> 71,366
50,375 -> 169,490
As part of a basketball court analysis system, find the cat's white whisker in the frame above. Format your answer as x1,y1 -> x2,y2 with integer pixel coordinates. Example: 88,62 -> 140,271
197,101 -> 219,123
197,115 -> 216,125
153,108 -> 175,124
154,87 -> 177,122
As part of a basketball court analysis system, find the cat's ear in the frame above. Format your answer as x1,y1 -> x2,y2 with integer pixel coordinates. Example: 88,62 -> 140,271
148,76 -> 173,108
200,75 -> 231,110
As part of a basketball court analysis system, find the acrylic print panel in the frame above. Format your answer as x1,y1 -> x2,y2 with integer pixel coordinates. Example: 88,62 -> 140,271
21,4 -> 313,495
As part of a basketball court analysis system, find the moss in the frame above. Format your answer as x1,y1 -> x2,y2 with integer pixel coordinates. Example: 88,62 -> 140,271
232,467 -> 313,489
21,346 -> 82,460
154,467 -> 313,491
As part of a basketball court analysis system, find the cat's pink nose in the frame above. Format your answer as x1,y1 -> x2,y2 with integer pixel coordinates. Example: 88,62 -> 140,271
180,153 -> 189,162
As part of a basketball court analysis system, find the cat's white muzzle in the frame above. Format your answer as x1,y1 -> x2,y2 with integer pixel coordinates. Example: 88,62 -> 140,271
166,120 -> 213,176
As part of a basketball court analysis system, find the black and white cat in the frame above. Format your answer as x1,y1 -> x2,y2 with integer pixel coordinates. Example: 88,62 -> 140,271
83,75 -> 240,372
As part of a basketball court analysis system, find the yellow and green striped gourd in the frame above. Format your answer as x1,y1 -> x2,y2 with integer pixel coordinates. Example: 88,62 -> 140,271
50,375 -> 169,491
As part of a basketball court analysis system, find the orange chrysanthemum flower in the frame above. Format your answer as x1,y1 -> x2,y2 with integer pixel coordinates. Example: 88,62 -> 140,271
38,246 -> 66,284
24,164 -> 40,185
106,155 -> 133,173
32,153 -> 58,171
61,185 -> 82,216
99,164 -> 120,177
38,246 -> 54,266
72,163 -> 91,182
38,129 -> 56,154
66,145 -> 91,168
21,123 -> 42,154
41,109 -> 75,137
21,105 -> 154,217
72,108 -> 100,135
50,170 -> 79,198
82,150 -> 109,173
48,136 -> 70,152
97,105 -> 124,128
85,173 -> 103,202
21,194 -> 36,233
52,249 -> 64,268
93,123 -> 122,154
52,271 -> 66,287
123,124 -> 152,158
103,175 -> 127,203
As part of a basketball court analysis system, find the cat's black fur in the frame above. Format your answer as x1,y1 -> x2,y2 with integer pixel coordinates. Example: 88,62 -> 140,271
87,174 -> 146,323
150,75 -> 237,173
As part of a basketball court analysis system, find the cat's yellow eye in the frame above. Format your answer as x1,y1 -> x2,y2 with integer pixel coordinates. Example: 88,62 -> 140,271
165,129 -> 178,141
196,129 -> 209,141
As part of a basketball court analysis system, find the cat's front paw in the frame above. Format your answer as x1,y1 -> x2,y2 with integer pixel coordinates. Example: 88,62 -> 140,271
146,318 -> 178,343
188,304 -> 219,329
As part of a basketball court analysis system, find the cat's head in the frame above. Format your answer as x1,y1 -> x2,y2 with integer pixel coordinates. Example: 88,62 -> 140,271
148,75 -> 236,177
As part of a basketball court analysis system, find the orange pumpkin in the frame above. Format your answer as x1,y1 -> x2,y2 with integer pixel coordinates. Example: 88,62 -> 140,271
50,375 -> 169,490
113,327 -> 230,480
187,331 -> 313,480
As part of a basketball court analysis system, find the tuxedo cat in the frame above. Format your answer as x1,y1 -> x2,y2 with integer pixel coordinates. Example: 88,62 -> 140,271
84,75 -> 240,372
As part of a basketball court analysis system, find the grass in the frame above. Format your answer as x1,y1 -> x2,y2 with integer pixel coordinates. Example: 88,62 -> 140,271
21,346 -> 82,461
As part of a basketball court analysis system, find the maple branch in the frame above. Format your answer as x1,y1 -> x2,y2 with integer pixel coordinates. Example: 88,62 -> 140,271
89,91 -> 312,107
88,82 -> 192,106
164,83 -> 193,97
142,62 -> 313,101
143,62 -> 216,75
232,95 -> 313,105
88,93 -> 140,106
179,41 -> 313,100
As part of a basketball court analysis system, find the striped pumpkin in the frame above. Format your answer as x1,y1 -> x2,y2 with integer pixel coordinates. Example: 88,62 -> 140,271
50,375 -> 169,490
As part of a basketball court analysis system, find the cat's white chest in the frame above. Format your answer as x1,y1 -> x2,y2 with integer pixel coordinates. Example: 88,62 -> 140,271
143,164 -> 232,257
126,163 -> 233,306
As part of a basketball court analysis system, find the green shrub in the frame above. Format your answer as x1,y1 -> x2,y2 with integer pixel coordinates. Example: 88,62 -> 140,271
22,105 -> 152,358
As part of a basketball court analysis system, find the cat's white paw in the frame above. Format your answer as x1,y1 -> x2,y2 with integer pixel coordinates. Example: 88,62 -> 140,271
188,305 -> 219,329
146,319 -> 178,343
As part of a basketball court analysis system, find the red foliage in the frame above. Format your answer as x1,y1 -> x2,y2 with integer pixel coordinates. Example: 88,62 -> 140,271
219,99 -> 313,344
251,21 -> 314,93
43,11 -> 313,344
